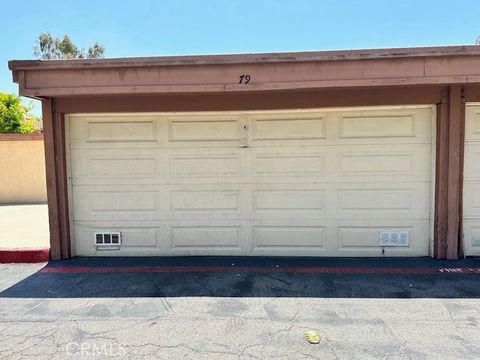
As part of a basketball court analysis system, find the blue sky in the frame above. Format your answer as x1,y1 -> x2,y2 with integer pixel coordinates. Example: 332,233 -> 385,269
1,0 -> 479,115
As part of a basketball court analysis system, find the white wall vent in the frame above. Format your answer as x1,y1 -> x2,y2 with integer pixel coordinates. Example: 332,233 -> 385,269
472,236 -> 480,247
94,232 -> 122,249
379,231 -> 410,247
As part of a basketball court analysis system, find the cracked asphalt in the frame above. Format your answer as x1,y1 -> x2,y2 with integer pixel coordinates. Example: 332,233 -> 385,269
1,258 -> 480,359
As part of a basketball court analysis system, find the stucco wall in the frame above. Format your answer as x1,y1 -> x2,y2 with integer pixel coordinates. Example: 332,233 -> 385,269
0,134 -> 47,204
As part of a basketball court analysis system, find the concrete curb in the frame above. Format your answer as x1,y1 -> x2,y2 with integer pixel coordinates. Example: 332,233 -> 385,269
0,247 -> 49,263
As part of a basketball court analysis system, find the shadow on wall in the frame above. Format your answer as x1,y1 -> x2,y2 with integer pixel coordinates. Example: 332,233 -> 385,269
1,257 -> 480,299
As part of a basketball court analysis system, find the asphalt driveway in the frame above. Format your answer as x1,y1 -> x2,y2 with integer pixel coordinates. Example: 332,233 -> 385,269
1,257 -> 480,359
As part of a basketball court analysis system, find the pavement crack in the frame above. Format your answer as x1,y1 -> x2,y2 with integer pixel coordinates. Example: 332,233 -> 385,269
322,334 -> 341,360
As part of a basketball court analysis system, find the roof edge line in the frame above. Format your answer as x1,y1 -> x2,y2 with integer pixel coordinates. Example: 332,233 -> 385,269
8,45 -> 480,71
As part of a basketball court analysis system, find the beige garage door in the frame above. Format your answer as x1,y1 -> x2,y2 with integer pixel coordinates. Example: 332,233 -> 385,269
464,104 -> 480,256
67,106 -> 434,257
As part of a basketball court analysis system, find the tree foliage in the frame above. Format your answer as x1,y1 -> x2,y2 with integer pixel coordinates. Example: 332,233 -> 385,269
0,93 -> 40,134
33,32 -> 105,59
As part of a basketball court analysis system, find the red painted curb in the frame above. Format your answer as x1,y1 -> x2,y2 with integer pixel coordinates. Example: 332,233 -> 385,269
39,265 -> 480,275
0,248 -> 50,263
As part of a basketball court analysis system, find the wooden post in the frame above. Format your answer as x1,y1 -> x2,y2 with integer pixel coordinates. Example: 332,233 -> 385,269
446,86 -> 465,259
54,112 -> 71,259
434,89 -> 449,259
41,99 -> 70,260
434,86 -> 465,259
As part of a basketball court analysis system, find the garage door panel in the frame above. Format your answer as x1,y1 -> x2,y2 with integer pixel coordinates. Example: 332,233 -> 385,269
69,115 -> 160,148
74,221 -> 247,256
74,185 -> 250,221
253,153 -> 325,177
250,218 -> 330,256
464,104 -> 480,255
171,226 -> 241,249
72,149 -> 246,185
465,105 -> 480,141
253,226 -> 325,250
250,184 -> 429,220
463,184 -> 480,218
74,221 -> 429,257
336,221 -> 429,256
463,145 -> 480,180
166,220 -> 248,255
247,108 -> 431,146
251,112 -> 326,141
250,144 -> 430,183
167,115 -> 242,143
463,222 -> 480,255
335,108 -> 432,142
334,183 -> 430,219
73,186 -> 169,221
338,114 -> 414,138
171,190 -> 242,216
70,113 -> 246,150
340,153 -> 413,174
170,153 -> 242,178
338,145 -> 431,179
71,150 -> 160,183
338,189 -> 412,211
251,184 -> 326,219
90,191 -> 157,212
88,157 -> 157,177
73,223 -> 160,256
69,106 -> 433,257
87,120 -> 157,143
253,190 -> 325,212
252,247 -> 327,257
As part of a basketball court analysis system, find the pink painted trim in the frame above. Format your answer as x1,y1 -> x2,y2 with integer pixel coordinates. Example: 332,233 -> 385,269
0,247 -> 49,263
39,265 -> 480,275
0,133 -> 43,141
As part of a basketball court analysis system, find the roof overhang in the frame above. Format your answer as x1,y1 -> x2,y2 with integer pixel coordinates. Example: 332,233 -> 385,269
9,45 -> 480,99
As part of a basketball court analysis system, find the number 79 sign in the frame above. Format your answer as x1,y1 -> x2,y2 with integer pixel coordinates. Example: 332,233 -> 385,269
239,74 -> 251,84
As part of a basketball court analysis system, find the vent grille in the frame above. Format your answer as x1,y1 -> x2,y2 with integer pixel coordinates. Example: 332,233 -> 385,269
94,232 -> 122,249
379,231 -> 410,247
472,236 -> 480,247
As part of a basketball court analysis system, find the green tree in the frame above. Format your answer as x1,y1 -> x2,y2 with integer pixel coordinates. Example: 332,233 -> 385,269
33,32 -> 105,59
0,93 -> 40,134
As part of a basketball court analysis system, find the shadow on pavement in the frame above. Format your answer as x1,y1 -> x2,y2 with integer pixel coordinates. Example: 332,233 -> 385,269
1,256 -> 480,298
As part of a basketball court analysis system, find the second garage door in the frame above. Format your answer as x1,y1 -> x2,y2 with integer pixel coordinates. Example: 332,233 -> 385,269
68,105 -> 434,257
463,103 -> 480,256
